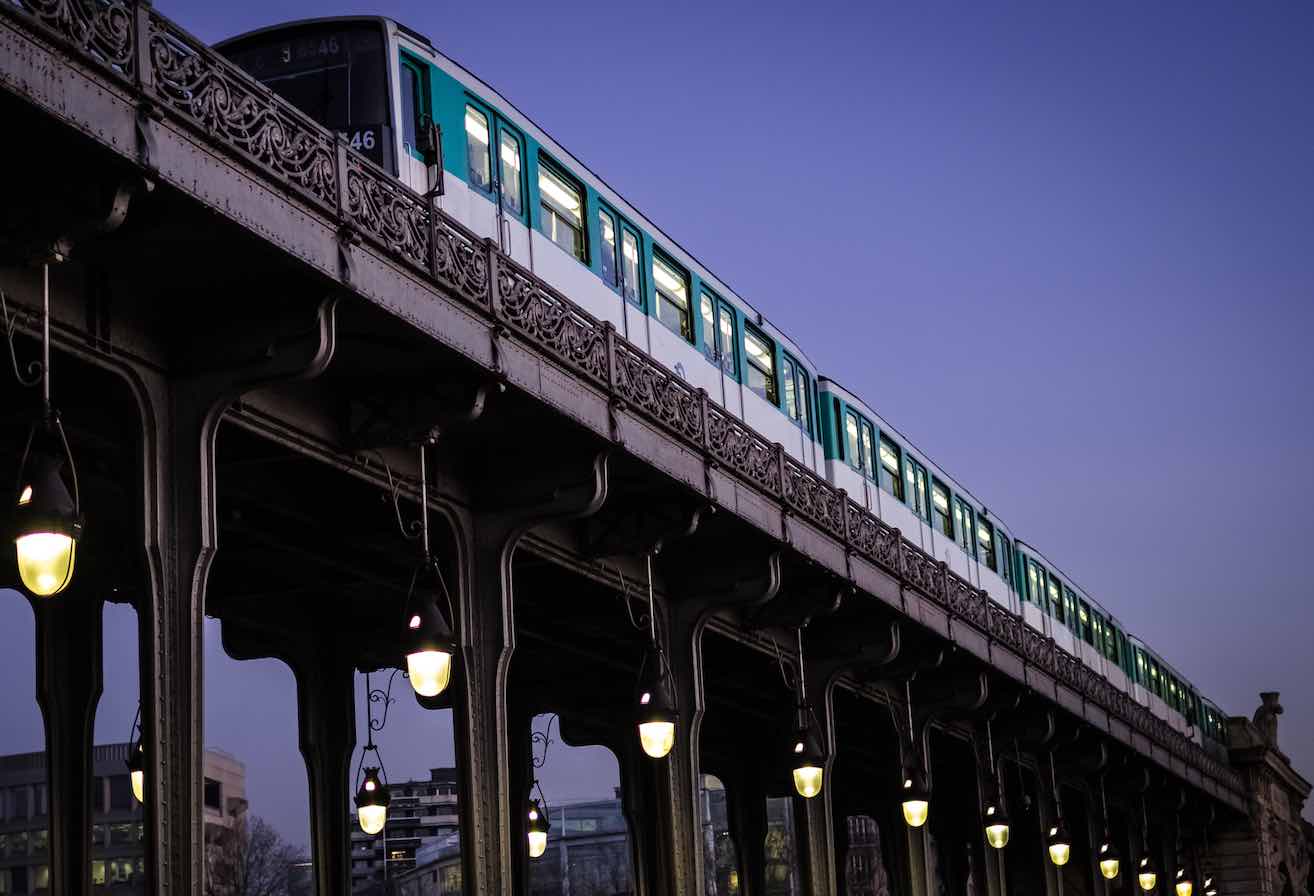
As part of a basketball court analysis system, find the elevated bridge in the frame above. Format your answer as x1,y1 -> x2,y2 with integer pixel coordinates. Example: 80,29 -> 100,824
0,2 -> 1309,895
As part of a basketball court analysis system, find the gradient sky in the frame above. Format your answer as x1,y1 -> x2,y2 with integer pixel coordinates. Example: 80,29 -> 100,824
3,0 -> 1312,848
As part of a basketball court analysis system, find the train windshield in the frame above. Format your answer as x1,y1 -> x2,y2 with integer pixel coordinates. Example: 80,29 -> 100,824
220,22 -> 394,172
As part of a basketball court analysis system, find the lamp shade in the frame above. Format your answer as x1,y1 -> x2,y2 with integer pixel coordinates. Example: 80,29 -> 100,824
1099,838 -> 1122,879
1176,866 -> 1195,896
404,581 -> 455,698
527,799 -> 550,858
984,802 -> 1010,849
636,647 -> 677,759
355,767 -> 391,835
789,716 -> 826,799
1139,854 -> 1160,892
1048,819 -> 1072,866
13,440 -> 82,597
901,767 -> 930,828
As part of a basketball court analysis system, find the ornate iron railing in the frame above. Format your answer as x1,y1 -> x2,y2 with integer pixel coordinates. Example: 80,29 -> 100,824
0,0 -> 1241,795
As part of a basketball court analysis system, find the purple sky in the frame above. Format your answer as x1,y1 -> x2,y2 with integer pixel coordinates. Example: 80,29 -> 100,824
3,0 -> 1311,848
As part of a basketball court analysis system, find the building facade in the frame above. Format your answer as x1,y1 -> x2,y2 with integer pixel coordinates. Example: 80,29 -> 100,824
0,745 -> 245,895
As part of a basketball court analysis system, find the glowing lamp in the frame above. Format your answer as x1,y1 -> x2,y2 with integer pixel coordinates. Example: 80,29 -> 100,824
404,585 -> 454,698
13,442 -> 82,597
984,802 -> 1010,849
1176,866 -> 1195,896
1139,855 -> 1160,892
1100,839 -> 1122,880
527,799 -> 549,858
901,767 -> 930,828
789,718 -> 826,799
355,767 -> 390,835
636,647 -> 677,759
126,739 -> 145,804
1048,820 -> 1072,866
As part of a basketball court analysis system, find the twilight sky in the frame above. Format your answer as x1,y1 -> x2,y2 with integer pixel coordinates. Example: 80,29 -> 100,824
3,0 -> 1312,847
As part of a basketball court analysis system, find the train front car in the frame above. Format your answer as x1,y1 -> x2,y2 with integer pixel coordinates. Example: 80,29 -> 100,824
216,18 -> 398,175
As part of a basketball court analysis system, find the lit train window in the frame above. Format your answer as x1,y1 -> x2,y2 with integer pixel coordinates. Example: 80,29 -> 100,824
716,303 -> 736,375
931,480 -> 952,539
744,327 -> 777,404
539,160 -> 585,261
953,498 -> 975,557
782,354 -> 811,433
465,105 -> 492,191
499,130 -> 523,215
599,210 -> 618,288
1078,599 -> 1093,645
978,520 -> 996,571
878,436 -> 904,500
904,459 -> 929,522
700,293 -> 717,363
1000,534 -> 1014,584
1047,578 -> 1063,623
622,229 -> 642,305
845,412 -> 862,469
653,254 -> 692,342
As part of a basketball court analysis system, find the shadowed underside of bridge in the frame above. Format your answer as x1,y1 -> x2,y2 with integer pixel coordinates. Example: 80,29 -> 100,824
0,3 -> 1309,896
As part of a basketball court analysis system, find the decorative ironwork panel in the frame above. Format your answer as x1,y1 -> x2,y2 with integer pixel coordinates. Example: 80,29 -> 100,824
946,577 -> 987,628
495,262 -> 608,384
7,0 -> 134,77
705,406 -> 780,494
845,501 -> 901,571
900,544 -> 944,604
432,217 -> 490,309
345,155 -> 430,272
613,342 -> 705,443
782,461 -> 845,536
146,12 -> 337,211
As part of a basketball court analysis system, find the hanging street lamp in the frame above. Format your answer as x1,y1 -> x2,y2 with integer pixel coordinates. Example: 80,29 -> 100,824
899,682 -> 929,828
527,798 -> 550,858
1046,753 -> 1072,867
1097,775 -> 1121,879
355,767 -> 390,836
635,554 -> 676,760
983,719 -> 1009,849
789,625 -> 825,799
10,266 -> 82,597
402,441 -> 455,699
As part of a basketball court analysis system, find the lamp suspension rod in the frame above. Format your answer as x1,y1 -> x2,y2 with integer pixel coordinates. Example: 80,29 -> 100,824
1101,774 -> 1109,824
986,717 -> 995,767
1051,751 -> 1062,818
41,264 -> 50,411
418,441 -> 431,559
796,625 -> 807,705
646,552 -> 656,645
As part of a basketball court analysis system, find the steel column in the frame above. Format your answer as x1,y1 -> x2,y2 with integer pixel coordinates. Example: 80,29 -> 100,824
32,589 -> 104,896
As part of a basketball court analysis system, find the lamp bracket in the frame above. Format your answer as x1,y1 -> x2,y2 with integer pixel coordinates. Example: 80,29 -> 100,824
344,379 -> 501,452
581,498 -> 705,560
745,577 -> 846,631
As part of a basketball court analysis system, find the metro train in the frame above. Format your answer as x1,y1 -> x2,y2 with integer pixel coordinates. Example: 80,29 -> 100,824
215,17 -> 1229,757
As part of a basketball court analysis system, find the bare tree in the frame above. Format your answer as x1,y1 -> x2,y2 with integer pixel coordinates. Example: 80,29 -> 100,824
205,814 -> 307,896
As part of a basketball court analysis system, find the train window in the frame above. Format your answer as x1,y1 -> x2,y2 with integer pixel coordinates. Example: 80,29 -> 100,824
653,253 -> 692,342
599,209 -> 618,289
400,61 -> 423,156
931,480 -> 952,538
783,354 -> 811,433
953,498 -> 975,557
904,458 -> 929,522
999,534 -> 1013,585
978,520 -> 996,572
700,293 -> 717,363
716,303 -> 736,375
499,129 -> 523,216
539,159 -> 586,261
744,326 -> 778,403
1025,561 -> 1041,605
1077,598 -> 1093,645
1047,577 -> 1063,623
465,105 -> 492,192
621,228 -> 642,305
844,412 -> 862,470
878,436 -> 904,500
